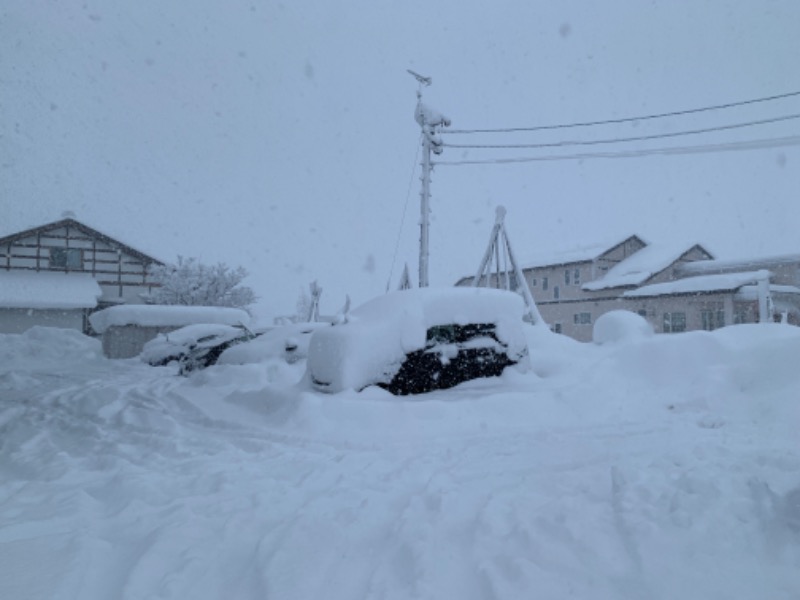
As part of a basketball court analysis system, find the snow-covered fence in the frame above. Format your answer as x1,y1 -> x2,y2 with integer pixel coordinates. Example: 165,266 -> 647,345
89,305 -> 251,359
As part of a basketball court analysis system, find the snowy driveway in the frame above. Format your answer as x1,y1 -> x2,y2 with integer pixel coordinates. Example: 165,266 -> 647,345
1,326 -> 799,599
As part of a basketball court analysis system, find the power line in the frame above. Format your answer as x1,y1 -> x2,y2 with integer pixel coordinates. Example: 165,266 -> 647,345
442,113 -> 800,150
445,89 -> 800,134
385,133 -> 422,292
433,134 -> 800,166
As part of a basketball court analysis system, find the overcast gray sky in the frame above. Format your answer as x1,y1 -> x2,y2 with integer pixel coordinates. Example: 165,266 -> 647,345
3,1 -> 799,320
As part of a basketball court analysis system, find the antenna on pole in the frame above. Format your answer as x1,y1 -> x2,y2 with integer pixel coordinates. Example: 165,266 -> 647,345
407,69 -> 432,87
472,206 -> 545,325
408,70 -> 449,288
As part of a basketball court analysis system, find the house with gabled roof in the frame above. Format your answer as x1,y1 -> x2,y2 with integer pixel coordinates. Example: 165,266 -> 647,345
456,234 -> 800,341
0,216 -> 164,334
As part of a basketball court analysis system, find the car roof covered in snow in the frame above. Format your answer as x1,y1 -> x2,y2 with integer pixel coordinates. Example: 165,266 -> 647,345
307,287 -> 528,392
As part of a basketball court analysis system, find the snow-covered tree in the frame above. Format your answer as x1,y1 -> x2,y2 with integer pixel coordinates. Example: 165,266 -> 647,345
147,256 -> 257,308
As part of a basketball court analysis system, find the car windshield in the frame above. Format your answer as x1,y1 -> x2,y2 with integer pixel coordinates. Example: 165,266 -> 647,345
426,323 -> 497,345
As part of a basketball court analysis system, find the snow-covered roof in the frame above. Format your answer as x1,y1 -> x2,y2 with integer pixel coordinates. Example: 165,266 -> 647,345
679,252 -> 800,275
0,217 -> 163,265
89,304 -> 251,333
0,270 -> 102,309
583,243 -> 704,291
516,234 -> 645,270
624,270 -> 770,298
734,284 -> 800,301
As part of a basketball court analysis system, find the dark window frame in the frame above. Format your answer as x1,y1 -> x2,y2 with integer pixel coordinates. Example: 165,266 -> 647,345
49,247 -> 82,270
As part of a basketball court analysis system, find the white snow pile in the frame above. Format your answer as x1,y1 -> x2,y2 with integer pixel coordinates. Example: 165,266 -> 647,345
0,326 -> 102,378
218,322 -> 329,366
307,287 -> 527,392
593,309 -> 654,345
2,321 -> 800,600
89,304 -> 251,333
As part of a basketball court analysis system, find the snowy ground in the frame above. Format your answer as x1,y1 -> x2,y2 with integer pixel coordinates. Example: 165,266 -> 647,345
1,323 -> 800,599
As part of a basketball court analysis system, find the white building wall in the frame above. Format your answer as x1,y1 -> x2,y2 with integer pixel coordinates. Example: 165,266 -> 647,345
0,308 -> 85,334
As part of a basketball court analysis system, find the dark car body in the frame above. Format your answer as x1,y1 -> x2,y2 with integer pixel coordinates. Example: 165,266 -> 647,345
141,324 -> 258,374
307,288 -> 529,395
377,322 -> 519,395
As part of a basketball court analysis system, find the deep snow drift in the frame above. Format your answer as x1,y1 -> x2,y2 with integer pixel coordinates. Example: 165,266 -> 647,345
1,323 -> 799,599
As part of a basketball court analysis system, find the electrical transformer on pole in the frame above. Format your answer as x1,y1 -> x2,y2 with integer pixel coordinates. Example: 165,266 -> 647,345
408,69 -> 450,288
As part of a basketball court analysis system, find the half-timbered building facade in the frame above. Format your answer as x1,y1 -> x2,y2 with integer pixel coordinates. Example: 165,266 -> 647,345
0,217 -> 163,334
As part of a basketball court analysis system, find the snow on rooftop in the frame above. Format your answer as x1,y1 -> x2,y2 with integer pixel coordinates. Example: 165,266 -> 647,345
679,252 -> 800,275
734,283 -> 800,301
0,270 -> 101,309
624,270 -> 770,298
517,242 -> 612,270
583,243 -> 699,291
515,234 -> 645,271
89,304 -> 251,333
0,215 -> 163,263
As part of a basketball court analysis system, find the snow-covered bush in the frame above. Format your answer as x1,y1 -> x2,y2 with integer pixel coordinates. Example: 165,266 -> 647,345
592,310 -> 654,345
147,256 -> 257,308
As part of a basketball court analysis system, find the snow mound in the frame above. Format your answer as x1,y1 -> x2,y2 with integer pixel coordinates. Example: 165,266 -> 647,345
0,327 -> 102,373
4,324 -> 800,599
218,322 -> 328,366
593,310 -> 654,345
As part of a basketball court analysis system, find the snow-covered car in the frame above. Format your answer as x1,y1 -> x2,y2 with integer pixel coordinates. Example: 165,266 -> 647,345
140,323 -> 258,374
217,321 -> 330,366
306,287 -> 529,395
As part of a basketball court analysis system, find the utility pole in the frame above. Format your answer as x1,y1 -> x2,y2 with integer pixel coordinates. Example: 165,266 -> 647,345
408,70 -> 449,288
419,119 -> 432,288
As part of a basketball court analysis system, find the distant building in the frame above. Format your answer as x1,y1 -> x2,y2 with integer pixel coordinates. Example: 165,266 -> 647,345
456,235 -> 800,341
0,217 -> 163,334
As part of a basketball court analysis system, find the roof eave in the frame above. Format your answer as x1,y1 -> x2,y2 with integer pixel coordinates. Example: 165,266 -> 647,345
0,218 -> 164,266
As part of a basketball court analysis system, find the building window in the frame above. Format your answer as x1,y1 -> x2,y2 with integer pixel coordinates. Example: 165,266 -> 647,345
573,269 -> 580,285
701,310 -> 725,331
49,248 -> 82,270
637,309 -> 647,318
564,269 -> 571,285
531,278 -> 537,287
663,312 -> 686,333
542,277 -> 549,291
573,312 -> 592,325
553,285 -> 560,299
734,308 -> 749,324
551,323 -> 562,334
